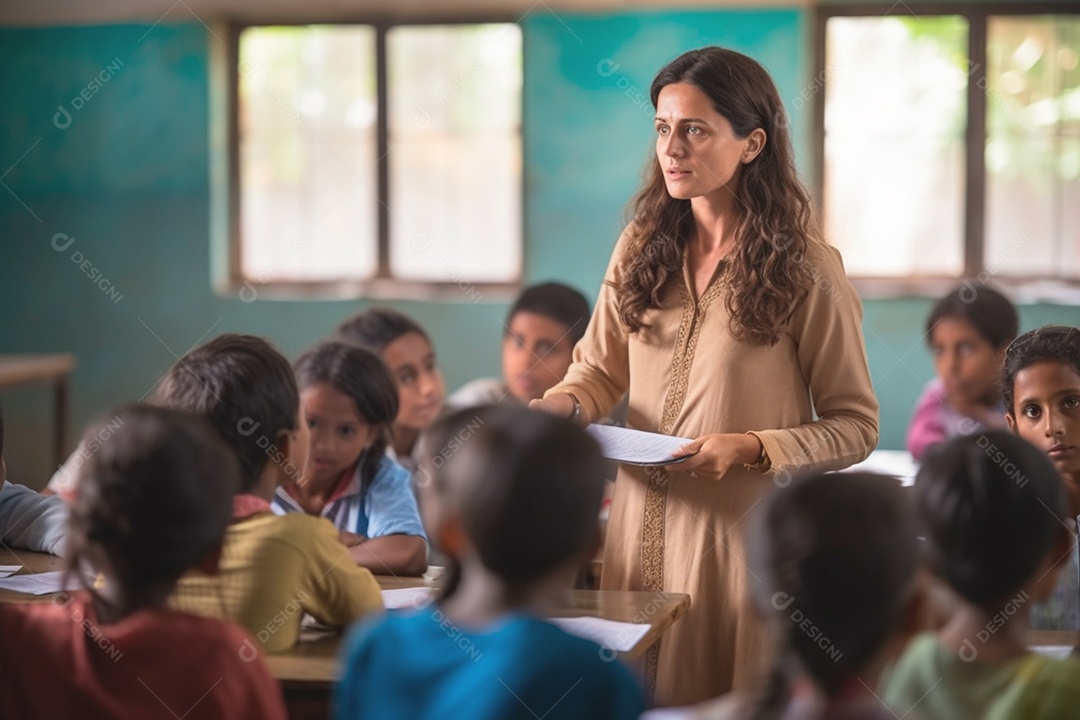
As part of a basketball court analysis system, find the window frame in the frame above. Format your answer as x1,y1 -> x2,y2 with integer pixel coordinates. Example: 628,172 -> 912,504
211,16 -> 523,302
813,2 -> 1080,300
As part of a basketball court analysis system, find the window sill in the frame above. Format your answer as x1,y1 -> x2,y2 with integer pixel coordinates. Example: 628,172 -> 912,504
215,278 -> 522,304
850,277 -> 1080,305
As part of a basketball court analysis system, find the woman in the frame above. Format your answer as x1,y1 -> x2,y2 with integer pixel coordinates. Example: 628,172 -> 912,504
532,47 -> 878,706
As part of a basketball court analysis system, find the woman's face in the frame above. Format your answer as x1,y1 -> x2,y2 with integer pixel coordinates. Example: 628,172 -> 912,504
654,82 -> 761,203
1007,360 -> 1080,481
381,332 -> 445,433
930,317 -> 1004,409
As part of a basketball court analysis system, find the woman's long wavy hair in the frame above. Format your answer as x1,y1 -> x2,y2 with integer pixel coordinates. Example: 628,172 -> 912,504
616,47 -> 817,345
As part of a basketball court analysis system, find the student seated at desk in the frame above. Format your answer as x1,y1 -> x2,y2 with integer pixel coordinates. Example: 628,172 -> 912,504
273,341 -> 428,576
0,401 -> 67,555
335,307 -> 445,475
884,432 -> 1080,719
659,471 -> 924,720
448,282 -> 590,408
1002,325 -> 1080,631
334,406 -> 645,720
906,285 -> 1017,460
0,405 -> 286,720
164,335 -> 383,652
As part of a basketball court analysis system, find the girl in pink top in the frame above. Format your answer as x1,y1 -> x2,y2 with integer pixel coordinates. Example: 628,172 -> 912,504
0,405 -> 286,720
907,285 -> 1018,459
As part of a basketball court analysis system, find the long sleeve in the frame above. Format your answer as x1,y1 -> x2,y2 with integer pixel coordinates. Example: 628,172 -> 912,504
750,242 -> 879,475
545,229 -> 633,421
0,481 -> 68,556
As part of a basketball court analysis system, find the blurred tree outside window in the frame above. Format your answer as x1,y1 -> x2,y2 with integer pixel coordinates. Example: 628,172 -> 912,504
235,23 -> 523,288
821,10 -> 1079,281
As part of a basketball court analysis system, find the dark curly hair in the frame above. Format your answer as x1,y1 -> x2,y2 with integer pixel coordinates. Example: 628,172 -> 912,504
615,46 -> 814,346
1002,325 -> 1080,416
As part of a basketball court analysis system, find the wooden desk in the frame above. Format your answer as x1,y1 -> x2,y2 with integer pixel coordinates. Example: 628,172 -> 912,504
0,552 -> 690,720
265,578 -> 688,720
0,546 -> 66,603
0,354 -> 76,466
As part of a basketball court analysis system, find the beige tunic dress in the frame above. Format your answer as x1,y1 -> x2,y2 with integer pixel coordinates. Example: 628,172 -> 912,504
548,229 -> 878,707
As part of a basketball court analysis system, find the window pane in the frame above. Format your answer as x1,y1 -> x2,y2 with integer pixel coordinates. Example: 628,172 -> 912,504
388,24 -> 522,283
239,25 -> 378,282
824,16 -> 968,276
985,15 -> 1080,279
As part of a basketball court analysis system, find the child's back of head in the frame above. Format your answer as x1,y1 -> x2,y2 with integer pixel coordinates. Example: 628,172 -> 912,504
916,430 -> 1066,608
745,472 -> 919,719
67,404 -> 241,612
425,404 -> 606,588
335,404 -> 644,720
156,333 -> 299,492
0,404 -> 288,720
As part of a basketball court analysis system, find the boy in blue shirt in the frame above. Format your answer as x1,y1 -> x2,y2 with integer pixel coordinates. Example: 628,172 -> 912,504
0,401 -> 67,555
335,405 -> 644,720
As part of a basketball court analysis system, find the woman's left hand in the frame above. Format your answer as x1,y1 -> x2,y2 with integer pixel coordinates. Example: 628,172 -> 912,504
669,433 -> 762,481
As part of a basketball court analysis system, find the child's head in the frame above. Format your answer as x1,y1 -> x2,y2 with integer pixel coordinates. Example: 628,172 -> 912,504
916,431 -> 1068,609
294,341 -> 399,490
1003,325 -> 1080,483
66,405 -> 240,613
749,472 -> 919,704
337,308 -> 445,434
502,283 -> 590,403
421,405 -> 605,590
926,285 -> 1018,408
156,333 -> 305,493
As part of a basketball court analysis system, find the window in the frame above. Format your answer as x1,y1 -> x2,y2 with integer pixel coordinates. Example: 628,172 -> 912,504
816,6 -> 1080,283
222,21 -> 523,295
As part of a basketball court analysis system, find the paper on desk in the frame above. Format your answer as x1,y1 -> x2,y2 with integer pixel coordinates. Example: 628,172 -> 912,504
382,587 -> 434,610
586,424 -> 694,466
1031,645 -> 1074,661
0,570 -> 81,595
0,565 -> 21,579
549,616 -> 650,653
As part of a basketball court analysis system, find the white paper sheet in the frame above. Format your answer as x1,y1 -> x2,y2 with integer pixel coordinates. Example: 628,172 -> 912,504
1031,645 -> 1074,661
381,587 -> 434,610
0,565 -> 21,579
0,570 -> 81,595
585,425 -> 695,466
549,616 -> 651,653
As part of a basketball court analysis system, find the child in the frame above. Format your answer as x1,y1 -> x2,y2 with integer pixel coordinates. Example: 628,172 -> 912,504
0,405 -> 287,719
334,405 -> 645,720
273,341 -> 428,576
166,334 -> 383,651
336,307 -> 445,474
884,431 -> 1080,718
907,285 -> 1018,459
448,282 -> 590,407
0,400 -> 68,555
665,472 -> 923,720
1003,324 -> 1080,630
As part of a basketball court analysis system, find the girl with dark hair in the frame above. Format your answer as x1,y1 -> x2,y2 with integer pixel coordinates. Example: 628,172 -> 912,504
336,307 -> 446,473
273,341 -> 428,576
0,405 -> 287,720
531,46 -> 878,704
668,472 -> 922,720
906,284 -> 1018,459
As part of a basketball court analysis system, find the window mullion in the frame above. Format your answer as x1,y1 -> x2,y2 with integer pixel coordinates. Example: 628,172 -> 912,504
375,24 -> 391,279
964,9 -> 988,277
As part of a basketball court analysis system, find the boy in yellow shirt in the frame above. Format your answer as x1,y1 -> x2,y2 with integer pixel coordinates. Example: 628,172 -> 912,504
167,334 -> 382,651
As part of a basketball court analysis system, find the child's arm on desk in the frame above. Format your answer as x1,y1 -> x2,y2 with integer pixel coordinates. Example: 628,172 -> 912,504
339,531 -> 427,576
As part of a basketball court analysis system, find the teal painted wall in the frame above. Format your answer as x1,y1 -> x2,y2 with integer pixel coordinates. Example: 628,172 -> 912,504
0,13 -> 1076,486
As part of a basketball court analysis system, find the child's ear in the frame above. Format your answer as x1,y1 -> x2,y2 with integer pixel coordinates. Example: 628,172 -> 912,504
1005,412 -> 1017,434
435,516 -> 468,559
195,541 -> 224,576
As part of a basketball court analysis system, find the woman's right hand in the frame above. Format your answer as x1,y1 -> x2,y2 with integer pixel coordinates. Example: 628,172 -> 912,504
528,393 -> 576,420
